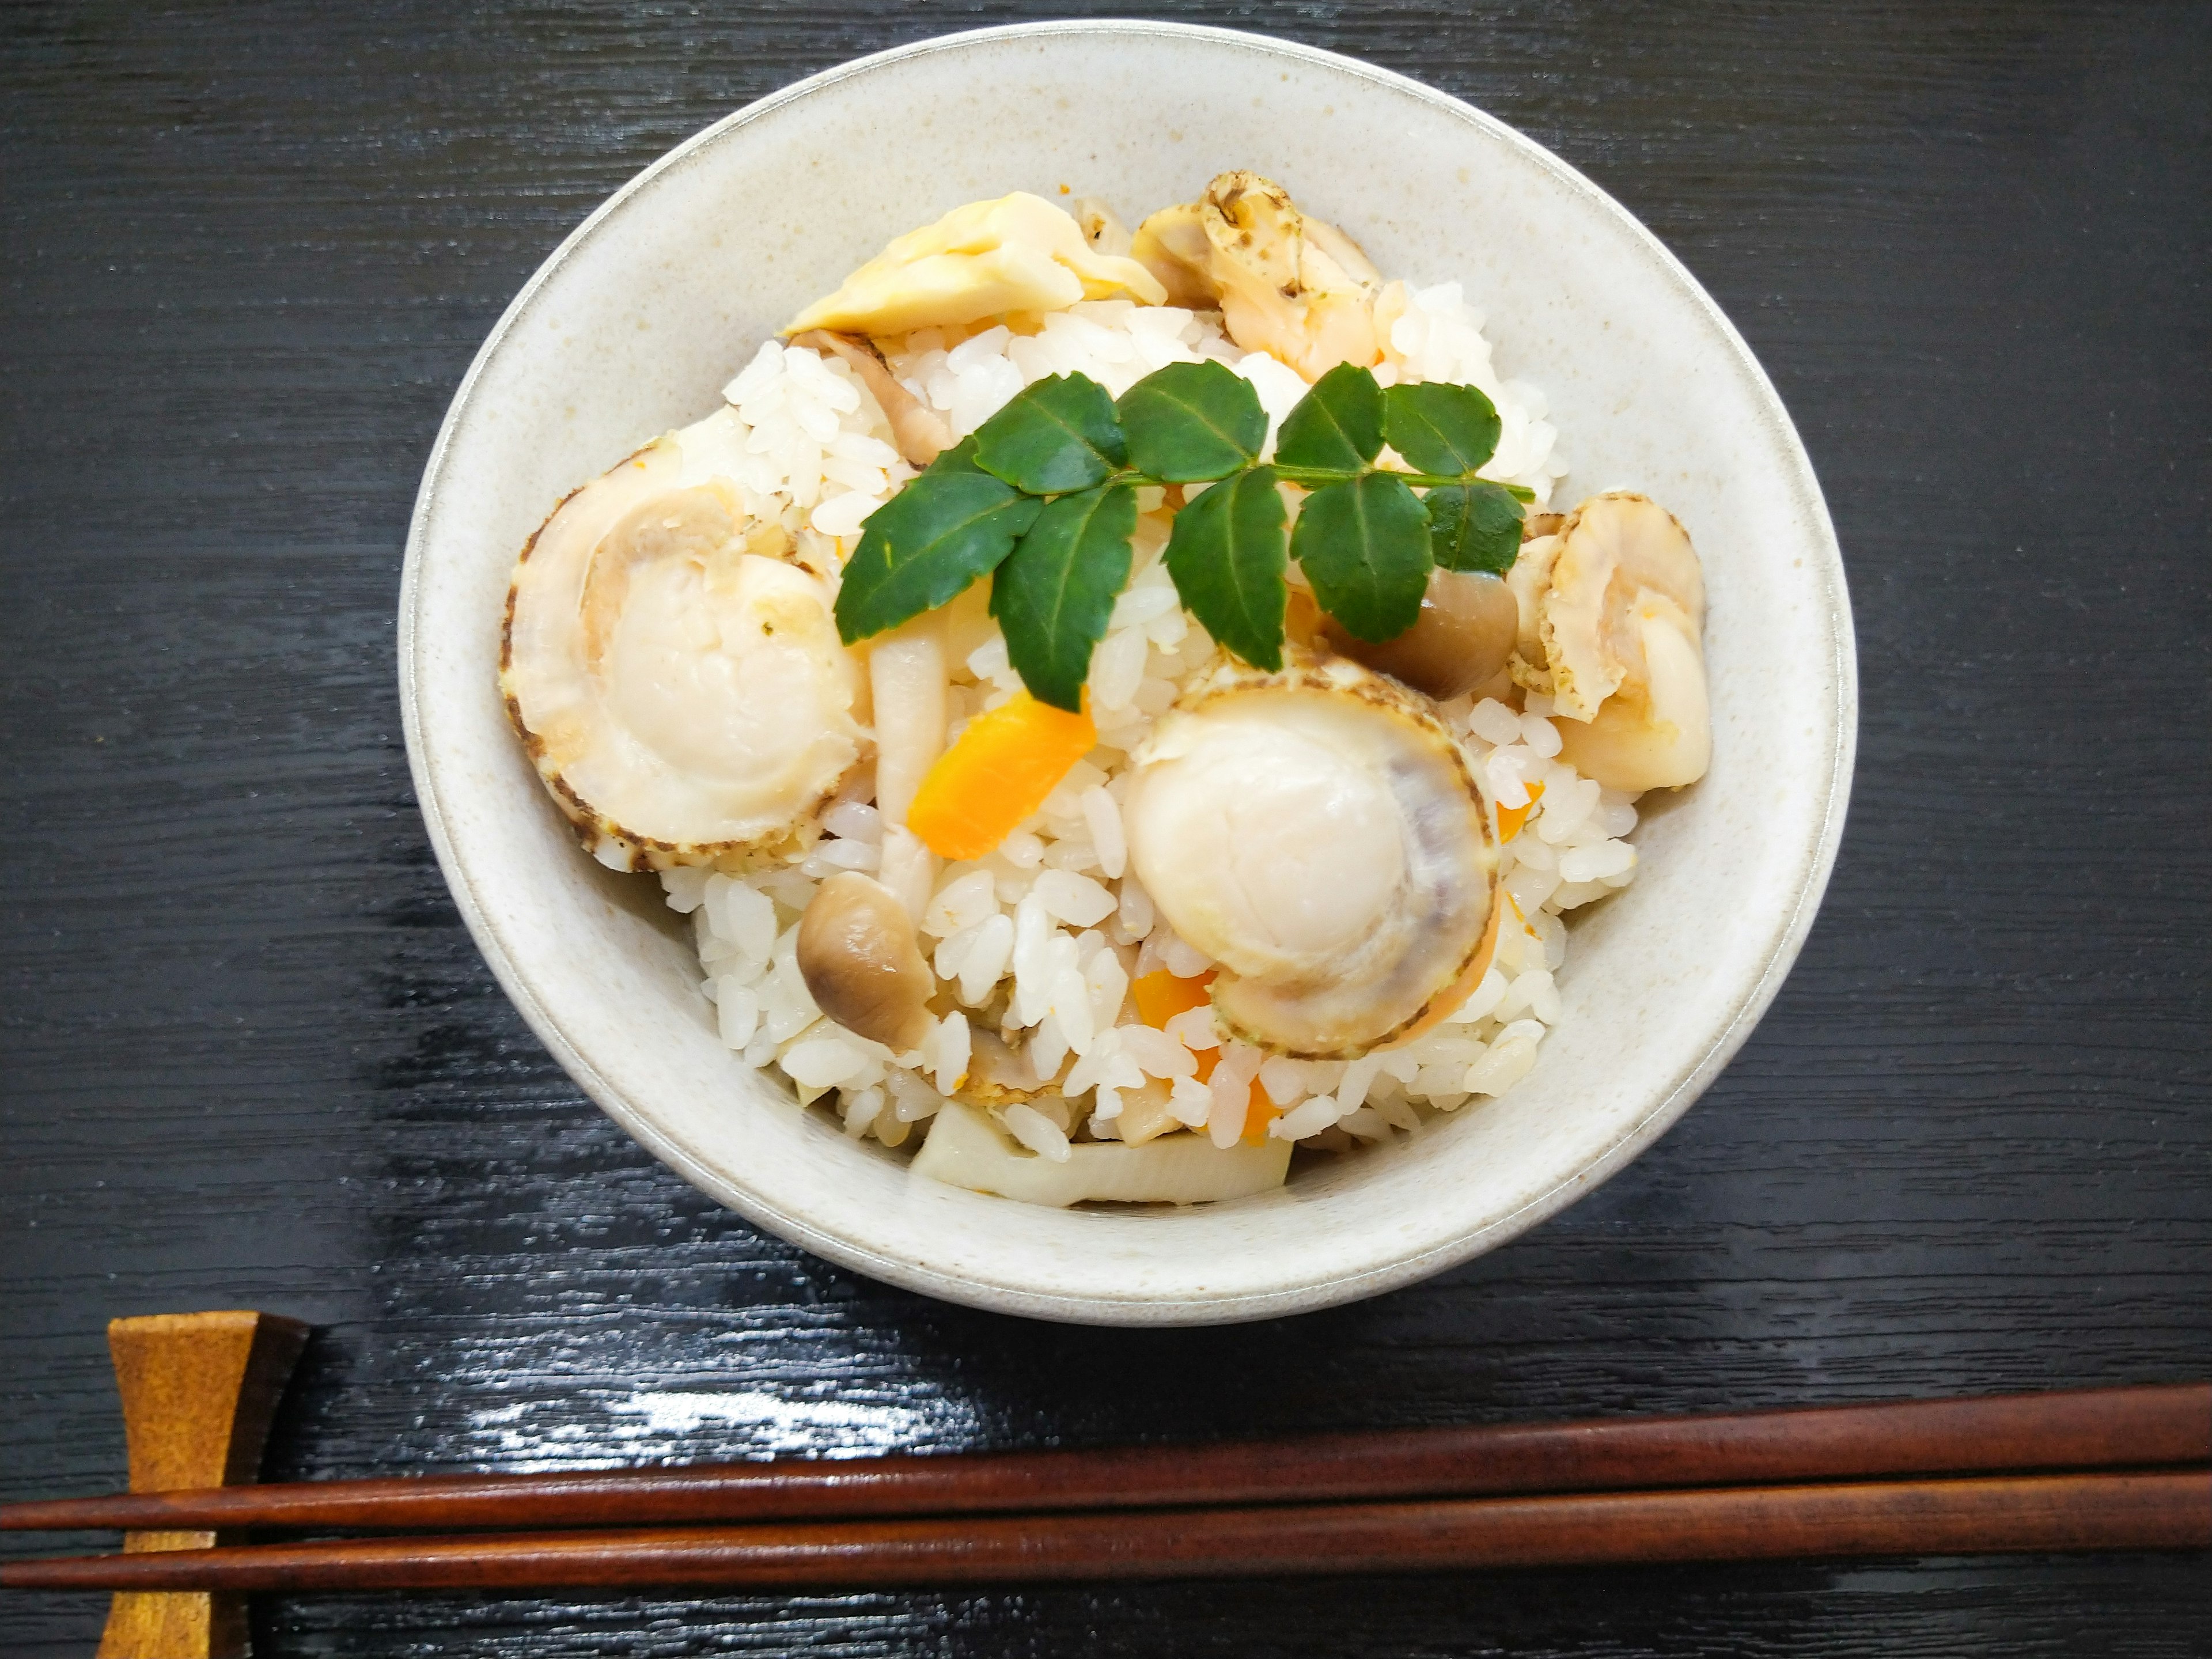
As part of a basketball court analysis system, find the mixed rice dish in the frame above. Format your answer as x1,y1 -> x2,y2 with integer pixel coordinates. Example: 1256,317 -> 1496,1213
501,173 -> 1712,1208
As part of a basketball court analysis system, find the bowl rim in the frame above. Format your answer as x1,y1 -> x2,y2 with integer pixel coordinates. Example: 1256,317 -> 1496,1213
399,18 -> 1858,1324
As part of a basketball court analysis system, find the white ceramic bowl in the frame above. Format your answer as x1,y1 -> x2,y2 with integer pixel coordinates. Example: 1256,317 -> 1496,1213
400,21 -> 1854,1325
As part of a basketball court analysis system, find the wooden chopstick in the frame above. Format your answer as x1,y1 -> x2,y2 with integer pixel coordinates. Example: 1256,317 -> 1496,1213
3,1471 -> 2204,1591
2,1384 -> 2203,1536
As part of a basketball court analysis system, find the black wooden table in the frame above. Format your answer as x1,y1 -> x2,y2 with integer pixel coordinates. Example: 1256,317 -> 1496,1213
4,3 -> 2206,1654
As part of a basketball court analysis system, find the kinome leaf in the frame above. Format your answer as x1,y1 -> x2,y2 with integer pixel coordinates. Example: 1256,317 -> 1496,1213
990,483 -> 1139,711
1162,468 -> 1290,671
1291,472 -> 1433,642
835,471 -> 1041,644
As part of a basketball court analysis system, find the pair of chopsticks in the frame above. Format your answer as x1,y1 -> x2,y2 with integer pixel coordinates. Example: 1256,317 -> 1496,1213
3,1384 -> 2205,1592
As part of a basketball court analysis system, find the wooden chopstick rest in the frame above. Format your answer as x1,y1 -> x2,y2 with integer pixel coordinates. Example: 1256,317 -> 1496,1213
90,1312 -> 308,1659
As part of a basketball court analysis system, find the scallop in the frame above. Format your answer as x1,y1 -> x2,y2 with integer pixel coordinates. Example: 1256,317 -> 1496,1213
1509,492 -> 1710,792
1122,653 -> 1500,1060
501,414 -> 868,872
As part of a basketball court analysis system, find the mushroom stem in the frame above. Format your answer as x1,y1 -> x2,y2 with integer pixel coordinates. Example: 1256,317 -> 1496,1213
869,613 -> 949,921
789,329 -> 952,468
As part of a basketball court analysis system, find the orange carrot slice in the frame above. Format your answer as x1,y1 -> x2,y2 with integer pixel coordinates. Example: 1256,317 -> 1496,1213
1497,779 -> 1546,842
1133,968 -> 1223,1079
1132,968 -> 1213,1030
1131,966 -> 1271,1139
906,692 -> 1096,861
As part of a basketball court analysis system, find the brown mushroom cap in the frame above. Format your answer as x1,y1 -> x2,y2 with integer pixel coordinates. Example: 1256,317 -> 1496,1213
1317,567 -> 1520,703
794,872 -> 936,1053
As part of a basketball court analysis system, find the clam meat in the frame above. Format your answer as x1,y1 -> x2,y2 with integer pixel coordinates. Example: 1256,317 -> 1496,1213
783,192 -> 1166,340
1131,171 -> 1384,381
1509,492 -> 1710,793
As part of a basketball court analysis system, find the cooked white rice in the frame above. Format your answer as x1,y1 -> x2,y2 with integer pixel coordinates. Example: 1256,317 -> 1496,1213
658,278 -> 1635,1171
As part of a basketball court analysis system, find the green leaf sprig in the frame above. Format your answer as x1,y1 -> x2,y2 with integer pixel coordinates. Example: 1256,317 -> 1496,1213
834,359 -> 1533,711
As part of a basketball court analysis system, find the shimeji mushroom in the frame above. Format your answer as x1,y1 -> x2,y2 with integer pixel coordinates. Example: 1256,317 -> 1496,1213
1319,566 -> 1522,703
795,872 -> 938,1055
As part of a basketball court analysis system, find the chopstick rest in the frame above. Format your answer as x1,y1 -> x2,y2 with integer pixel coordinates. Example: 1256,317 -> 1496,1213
84,1310 -> 309,1659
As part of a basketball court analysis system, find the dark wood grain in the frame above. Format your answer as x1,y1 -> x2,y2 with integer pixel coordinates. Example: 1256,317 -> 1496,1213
8,1385 -> 2205,1535
8,1473 -> 2207,1593
2,0 -> 2207,1654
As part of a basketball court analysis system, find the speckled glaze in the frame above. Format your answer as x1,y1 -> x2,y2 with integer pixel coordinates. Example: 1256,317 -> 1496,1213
399,21 -> 1855,1326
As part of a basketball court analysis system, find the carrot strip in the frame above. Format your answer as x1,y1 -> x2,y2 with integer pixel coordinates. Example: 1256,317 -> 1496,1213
1130,967 -> 1274,1140
907,692 -> 1095,861
1131,969 -> 1213,1030
1497,779 -> 1546,842
1241,1089 -> 1279,1145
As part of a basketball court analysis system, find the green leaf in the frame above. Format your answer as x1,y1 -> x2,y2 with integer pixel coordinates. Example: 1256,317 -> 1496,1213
1381,380 -> 1501,477
988,483 -> 1139,711
1162,468 -> 1290,671
971,374 -> 1125,495
1423,482 -> 1525,574
1117,361 -> 1267,482
835,473 -> 1042,645
1274,362 -> 1385,473
1292,473 -> 1433,642
922,434 -> 989,476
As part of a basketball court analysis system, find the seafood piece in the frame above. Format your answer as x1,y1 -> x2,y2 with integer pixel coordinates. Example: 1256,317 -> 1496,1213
955,1031 -> 1054,1109
1127,201 -> 1215,309
1505,524 -> 1563,679
1318,567 -> 1520,702
796,873 -> 936,1052
1123,653 -> 1500,1060
501,417 -> 867,871
1132,172 -> 1383,381
787,329 -> 952,467
783,192 -> 1166,339
1107,1076 -> 1184,1146
1509,493 -> 1710,792
1555,603 -> 1711,793
914,1100 -> 1290,1207
1069,196 -> 1134,258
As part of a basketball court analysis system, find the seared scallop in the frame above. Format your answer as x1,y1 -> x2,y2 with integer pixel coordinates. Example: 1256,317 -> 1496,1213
501,414 -> 868,872
1122,652 -> 1499,1060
